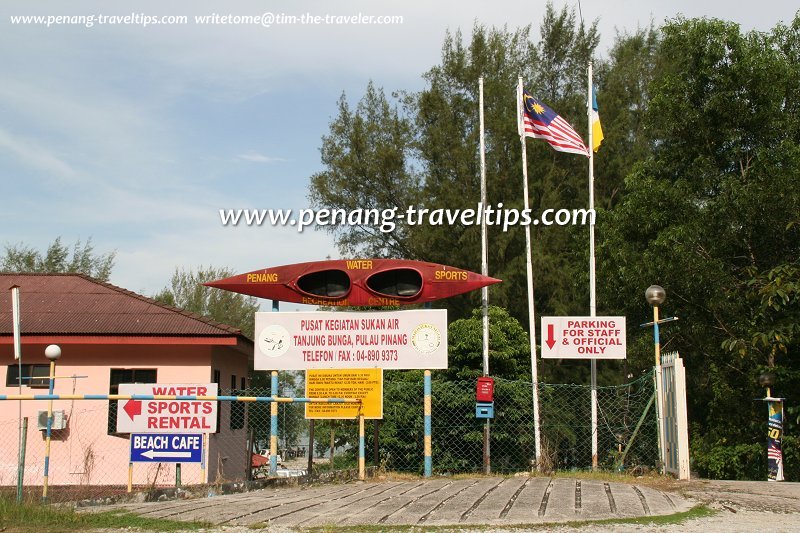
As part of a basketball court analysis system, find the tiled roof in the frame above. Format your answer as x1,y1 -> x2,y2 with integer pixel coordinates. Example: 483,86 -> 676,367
0,273 -> 248,339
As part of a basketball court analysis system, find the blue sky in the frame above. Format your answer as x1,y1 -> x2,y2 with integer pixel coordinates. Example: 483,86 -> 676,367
1,1 -> 796,300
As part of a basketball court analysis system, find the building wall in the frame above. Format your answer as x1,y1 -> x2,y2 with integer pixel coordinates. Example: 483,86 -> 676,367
207,345 -> 252,484
0,341 -> 249,487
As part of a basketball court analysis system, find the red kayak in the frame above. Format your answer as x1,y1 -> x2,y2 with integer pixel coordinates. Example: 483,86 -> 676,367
204,259 -> 501,307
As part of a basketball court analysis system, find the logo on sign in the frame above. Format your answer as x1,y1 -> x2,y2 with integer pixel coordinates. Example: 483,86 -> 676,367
258,324 -> 291,357
412,324 -> 441,354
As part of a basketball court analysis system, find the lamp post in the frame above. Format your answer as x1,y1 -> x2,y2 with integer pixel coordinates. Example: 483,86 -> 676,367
645,285 -> 667,472
759,372 -> 784,481
759,372 -> 774,400
645,285 -> 666,366
42,344 -> 61,503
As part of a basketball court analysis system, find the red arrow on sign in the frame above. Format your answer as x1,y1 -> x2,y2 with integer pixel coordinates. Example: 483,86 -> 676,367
546,324 -> 556,349
123,399 -> 142,420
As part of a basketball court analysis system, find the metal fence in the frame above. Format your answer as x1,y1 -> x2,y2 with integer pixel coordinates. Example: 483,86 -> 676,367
308,372 -> 659,475
0,373 -> 658,503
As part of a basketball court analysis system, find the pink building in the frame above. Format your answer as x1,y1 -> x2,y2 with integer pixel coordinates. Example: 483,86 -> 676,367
0,273 -> 253,489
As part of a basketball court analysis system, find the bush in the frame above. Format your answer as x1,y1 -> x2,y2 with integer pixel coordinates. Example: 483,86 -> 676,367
693,435 -> 798,481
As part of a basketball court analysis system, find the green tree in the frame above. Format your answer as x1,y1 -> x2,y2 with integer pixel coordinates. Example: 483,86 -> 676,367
309,3 -> 603,323
154,266 -> 281,395
599,16 -> 800,452
445,305 -> 531,381
309,82 -> 418,258
593,25 -> 659,210
1,237 -> 116,281
154,265 -> 259,339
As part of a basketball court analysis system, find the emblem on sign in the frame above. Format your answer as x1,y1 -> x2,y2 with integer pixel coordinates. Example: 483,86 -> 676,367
258,324 -> 291,357
412,324 -> 441,354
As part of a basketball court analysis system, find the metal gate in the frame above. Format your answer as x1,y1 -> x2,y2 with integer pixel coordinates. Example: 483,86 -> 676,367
657,351 -> 690,479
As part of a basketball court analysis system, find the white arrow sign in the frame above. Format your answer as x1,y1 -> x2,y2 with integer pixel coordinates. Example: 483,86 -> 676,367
141,449 -> 193,460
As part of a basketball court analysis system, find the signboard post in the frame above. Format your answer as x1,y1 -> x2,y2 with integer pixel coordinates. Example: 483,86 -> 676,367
255,310 -> 448,370
255,309 -> 448,482
540,316 -> 627,359
116,383 -> 218,433
130,433 -> 203,463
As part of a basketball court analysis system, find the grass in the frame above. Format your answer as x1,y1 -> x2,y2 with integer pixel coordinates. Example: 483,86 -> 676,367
547,469 -> 681,490
314,455 -> 360,472
300,504 -> 716,532
370,471 -> 423,482
0,496 -> 212,532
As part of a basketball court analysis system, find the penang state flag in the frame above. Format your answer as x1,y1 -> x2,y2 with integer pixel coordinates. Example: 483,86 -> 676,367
522,89 -> 588,156
592,86 -> 604,152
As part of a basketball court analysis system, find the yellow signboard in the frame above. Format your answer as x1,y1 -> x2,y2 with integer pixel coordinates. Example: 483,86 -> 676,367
305,368 -> 383,419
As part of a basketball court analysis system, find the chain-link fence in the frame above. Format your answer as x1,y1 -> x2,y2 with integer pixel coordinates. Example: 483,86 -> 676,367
231,371 -> 659,476
0,373 -> 658,503
373,372 -> 658,474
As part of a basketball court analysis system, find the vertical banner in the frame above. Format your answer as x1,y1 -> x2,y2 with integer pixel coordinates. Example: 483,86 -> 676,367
767,399 -> 784,481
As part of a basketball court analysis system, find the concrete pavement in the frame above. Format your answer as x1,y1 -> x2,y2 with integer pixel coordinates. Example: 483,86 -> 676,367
101,477 -> 694,528
679,479 -> 800,513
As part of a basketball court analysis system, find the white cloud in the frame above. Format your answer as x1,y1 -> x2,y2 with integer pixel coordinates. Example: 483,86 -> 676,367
235,153 -> 287,164
112,222 -> 338,296
0,128 -> 77,179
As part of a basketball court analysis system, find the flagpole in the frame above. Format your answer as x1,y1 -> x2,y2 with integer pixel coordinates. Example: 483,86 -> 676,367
12,286 -> 24,502
479,76 -> 491,475
518,77 -> 542,470
587,62 -> 598,470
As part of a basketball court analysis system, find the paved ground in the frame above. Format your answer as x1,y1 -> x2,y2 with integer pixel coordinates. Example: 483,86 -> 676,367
679,479 -> 800,513
553,479 -> 800,532
101,477 -> 693,528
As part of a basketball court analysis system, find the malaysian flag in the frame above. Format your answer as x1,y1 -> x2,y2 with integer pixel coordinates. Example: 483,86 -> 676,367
521,89 -> 588,156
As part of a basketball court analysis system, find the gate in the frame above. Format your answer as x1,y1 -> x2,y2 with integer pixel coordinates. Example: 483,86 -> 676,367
658,351 -> 690,479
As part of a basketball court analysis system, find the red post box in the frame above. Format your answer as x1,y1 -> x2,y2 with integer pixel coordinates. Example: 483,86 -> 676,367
476,377 -> 494,403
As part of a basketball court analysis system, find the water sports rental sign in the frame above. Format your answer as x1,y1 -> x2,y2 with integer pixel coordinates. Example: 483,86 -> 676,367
130,433 -> 203,463
306,368 -> 383,419
541,316 -> 626,359
116,383 -> 218,433
254,310 -> 448,370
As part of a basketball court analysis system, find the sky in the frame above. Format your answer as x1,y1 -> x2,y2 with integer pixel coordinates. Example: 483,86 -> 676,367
1,0 -> 797,302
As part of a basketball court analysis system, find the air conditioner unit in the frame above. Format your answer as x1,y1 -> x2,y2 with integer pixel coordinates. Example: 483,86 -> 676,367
37,410 -> 67,430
